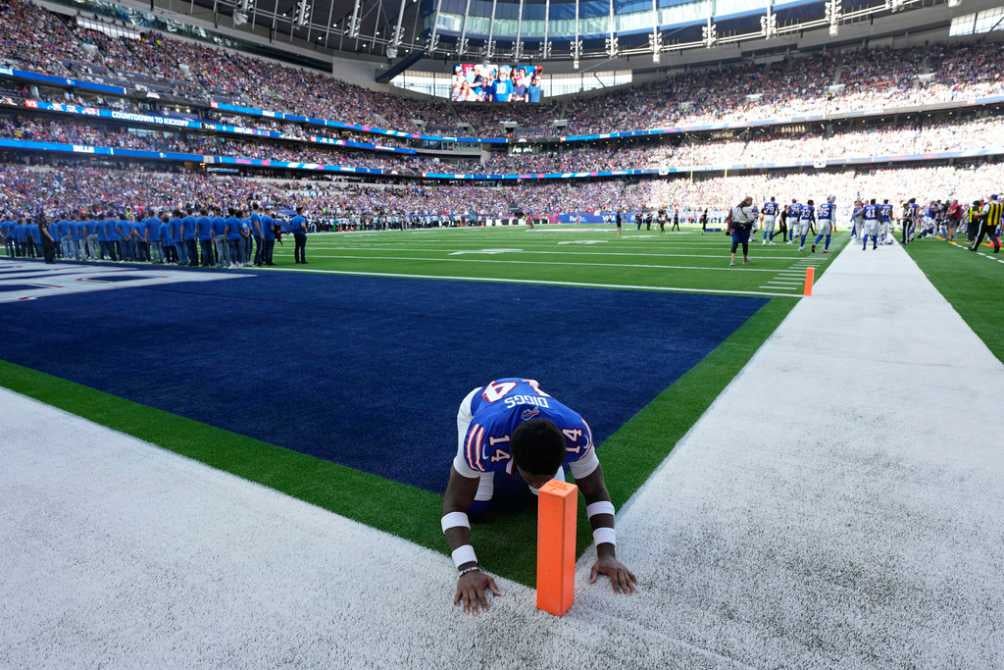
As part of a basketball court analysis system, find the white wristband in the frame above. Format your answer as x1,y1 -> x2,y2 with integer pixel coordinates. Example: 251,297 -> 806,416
451,544 -> 477,568
441,511 -> 470,534
593,527 -> 616,547
586,501 -> 615,519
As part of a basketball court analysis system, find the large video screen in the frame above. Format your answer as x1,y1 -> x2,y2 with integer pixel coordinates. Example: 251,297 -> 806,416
451,64 -> 544,104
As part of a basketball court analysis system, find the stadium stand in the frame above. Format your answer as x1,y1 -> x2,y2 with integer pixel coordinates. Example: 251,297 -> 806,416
2,0 -> 1003,233
1,0 -> 1003,139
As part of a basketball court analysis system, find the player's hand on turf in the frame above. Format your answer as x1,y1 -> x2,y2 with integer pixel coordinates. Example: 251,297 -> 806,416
590,557 -> 637,594
454,570 -> 502,614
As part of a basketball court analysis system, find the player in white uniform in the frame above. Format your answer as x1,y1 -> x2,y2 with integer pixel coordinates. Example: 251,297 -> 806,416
786,200 -> 802,244
760,197 -> 779,245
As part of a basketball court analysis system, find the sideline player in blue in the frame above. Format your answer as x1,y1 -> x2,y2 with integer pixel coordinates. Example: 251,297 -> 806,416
811,196 -> 836,253
441,378 -> 636,613
862,199 -> 880,250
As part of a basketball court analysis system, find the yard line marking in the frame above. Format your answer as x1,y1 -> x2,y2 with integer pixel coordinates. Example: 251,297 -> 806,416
252,266 -> 802,299
297,245 -> 803,261
287,253 -> 789,273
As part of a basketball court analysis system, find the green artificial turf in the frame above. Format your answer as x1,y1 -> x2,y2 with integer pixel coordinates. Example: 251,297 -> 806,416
906,239 -> 1004,363
0,226 -> 846,586
269,226 -> 840,296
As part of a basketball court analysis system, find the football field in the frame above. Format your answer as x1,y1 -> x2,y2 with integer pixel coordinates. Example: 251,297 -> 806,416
270,225 -> 843,297
0,225 -> 846,586
906,236 -> 1004,362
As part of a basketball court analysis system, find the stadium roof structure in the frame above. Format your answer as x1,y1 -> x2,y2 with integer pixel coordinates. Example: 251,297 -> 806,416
183,0 -> 970,65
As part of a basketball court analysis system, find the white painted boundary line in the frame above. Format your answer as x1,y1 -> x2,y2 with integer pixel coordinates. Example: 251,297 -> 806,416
254,265 -> 802,299
295,253 -> 789,273
946,239 -> 1004,263
293,245 -> 804,261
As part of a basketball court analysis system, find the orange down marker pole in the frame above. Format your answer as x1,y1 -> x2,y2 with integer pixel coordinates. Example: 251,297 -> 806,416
536,479 -> 578,616
803,266 -> 815,297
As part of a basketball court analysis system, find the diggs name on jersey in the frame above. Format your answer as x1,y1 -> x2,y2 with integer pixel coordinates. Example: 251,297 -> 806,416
457,377 -> 599,479
503,394 -> 550,409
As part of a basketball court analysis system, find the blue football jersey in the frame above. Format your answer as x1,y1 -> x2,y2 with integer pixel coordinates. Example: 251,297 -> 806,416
818,202 -> 835,219
879,204 -> 893,221
762,201 -> 778,216
864,204 -> 878,220
789,203 -> 801,218
459,378 -> 594,476
800,204 -> 815,221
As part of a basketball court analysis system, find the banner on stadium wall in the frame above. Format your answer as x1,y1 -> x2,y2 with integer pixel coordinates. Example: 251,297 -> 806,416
9,99 -> 417,156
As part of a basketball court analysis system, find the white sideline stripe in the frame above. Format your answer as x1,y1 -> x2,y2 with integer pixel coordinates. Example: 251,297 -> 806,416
255,266 -> 802,298
288,253 -> 788,273
941,240 -> 1004,263
295,245 -> 803,261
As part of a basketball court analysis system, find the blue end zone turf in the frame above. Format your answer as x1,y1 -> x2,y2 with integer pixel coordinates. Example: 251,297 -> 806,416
0,270 -> 766,491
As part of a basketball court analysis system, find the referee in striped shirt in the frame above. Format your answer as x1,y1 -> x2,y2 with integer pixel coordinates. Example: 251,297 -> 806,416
970,194 -> 1002,254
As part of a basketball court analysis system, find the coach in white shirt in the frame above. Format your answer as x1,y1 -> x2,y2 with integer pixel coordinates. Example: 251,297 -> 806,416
730,196 -> 757,267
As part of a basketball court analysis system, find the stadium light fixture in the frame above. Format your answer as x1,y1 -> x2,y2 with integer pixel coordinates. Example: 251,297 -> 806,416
513,0 -> 525,60
486,0 -> 498,61
606,0 -> 618,58
649,0 -> 661,63
648,32 -> 662,63
825,0 -> 841,36
573,0 -> 581,67
702,18 -> 717,48
427,0 -> 443,53
347,0 -> 361,37
760,0 -> 776,39
457,0 -> 471,55
294,0 -> 311,27
542,0 -> 551,60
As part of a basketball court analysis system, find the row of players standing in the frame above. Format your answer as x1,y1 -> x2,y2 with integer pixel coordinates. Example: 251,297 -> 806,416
757,197 -> 840,253
1,205 -> 311,266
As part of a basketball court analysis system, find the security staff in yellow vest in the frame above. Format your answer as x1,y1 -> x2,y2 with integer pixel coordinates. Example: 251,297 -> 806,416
970,194 -> 1002,254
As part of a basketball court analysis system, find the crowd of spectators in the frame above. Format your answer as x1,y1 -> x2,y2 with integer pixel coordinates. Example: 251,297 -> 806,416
2,0 -> 1003,139
4,109 -> 1002,176
2,161 -> 1002,227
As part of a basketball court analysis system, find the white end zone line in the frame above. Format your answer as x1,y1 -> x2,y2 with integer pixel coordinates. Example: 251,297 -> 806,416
253,265 -> 802,299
